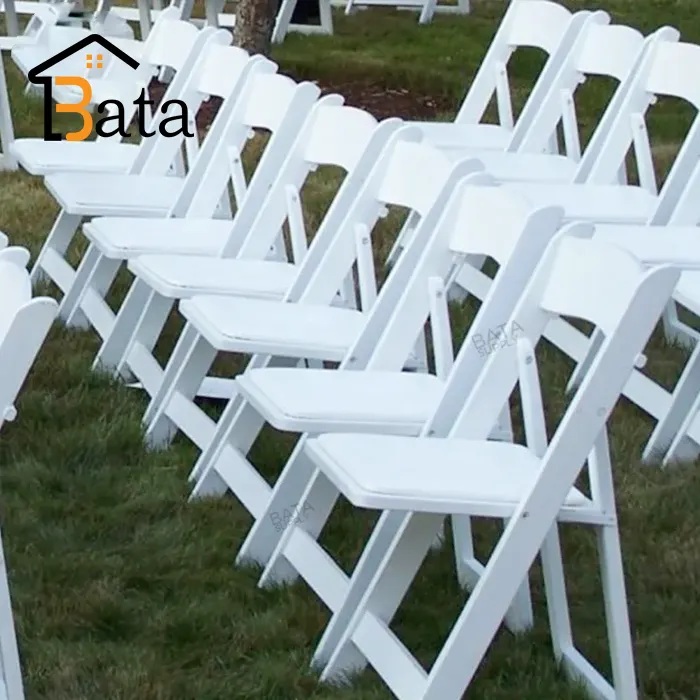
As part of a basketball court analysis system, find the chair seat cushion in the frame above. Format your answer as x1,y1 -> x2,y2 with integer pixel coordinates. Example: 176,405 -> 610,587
11,140 -> 138,176
180,295 -> 366,360
44,173 -> 184,216
237,368 -> 445,433
130,255 -> 297,300
306,433 -> 592,513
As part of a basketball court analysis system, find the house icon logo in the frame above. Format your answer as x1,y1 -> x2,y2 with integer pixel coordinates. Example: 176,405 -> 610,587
28,34 -> 194,142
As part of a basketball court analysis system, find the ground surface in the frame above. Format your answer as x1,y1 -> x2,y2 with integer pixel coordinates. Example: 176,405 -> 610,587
1,1 -> 700,699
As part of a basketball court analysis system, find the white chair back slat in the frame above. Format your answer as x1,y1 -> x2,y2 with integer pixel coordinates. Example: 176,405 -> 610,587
229,101 -> 392,261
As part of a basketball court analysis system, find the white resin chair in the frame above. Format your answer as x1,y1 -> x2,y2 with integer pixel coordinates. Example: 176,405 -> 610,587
10,3 -> 150,78
0,252 -> 58,700
407,0 -> 594,154
290,237 -> 679,700
0,252 -> 58,433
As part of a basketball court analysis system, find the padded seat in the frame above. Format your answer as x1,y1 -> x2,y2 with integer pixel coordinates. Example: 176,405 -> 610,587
180,296 -> 366,360
306,433 -> 592,513
44,172 -> 184,216
129,255 -> 297,300
237,368 -> 445,434
85,219 -> 234,258
11,140 -> 138,176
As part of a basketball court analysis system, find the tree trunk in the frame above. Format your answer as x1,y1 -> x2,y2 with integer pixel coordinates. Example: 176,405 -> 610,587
233,0 -> 278,56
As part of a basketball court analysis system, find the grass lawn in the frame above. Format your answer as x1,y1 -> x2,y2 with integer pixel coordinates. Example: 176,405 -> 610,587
2,1 -> 700,698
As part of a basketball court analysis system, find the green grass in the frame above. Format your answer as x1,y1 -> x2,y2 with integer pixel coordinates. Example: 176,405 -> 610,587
2,1 -> 700,698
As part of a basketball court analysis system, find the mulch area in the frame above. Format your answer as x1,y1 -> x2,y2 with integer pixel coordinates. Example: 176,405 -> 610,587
148,71 -> 455,131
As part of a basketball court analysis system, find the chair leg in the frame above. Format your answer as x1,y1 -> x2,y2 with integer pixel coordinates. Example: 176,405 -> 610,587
187,353 -> 294,483
189,398 -> 270,509
119,293 -> 175,396
61,247 -> 121,332
539,525 -> 573,660
320,510 -> 443,683
596,524 -> 638,700
662,397 -> 700,465
93,278 -> 157,375
271,0 -> 298,43
30,211 -> 82,286
143,325 -> 217,449
237,438 -> 318,566
313,508 -> 419,669
258,466 -> 342,588
643,338 -> 700,463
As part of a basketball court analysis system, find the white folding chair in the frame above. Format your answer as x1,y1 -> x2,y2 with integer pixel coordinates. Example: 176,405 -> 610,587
28,48 -> 290,309
393,35 -> 700,470
0,253 -> 58,700
406,1 -> 593,156
11,20 -> 226,176
596,43 -> 700,465
91,0 -> 185,41
137,134 -> 482,470
83,103 -> 402,391
291,238 -> 679,700
53,69 -> 320,338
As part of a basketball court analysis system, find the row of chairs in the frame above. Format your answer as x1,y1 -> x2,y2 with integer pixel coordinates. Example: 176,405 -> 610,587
3,0 -> 700,697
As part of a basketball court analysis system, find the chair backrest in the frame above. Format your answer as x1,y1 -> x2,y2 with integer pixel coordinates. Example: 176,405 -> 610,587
456,0 -> 590,135
224,102 -> 401,260
510,16 -> 654,165
168,71 -> 320,220
284,128 -> 484,312
130,30 -> 250,175
0,246 -> 30,268
133,12 -> 200,75
434,237 -> 678,529
346,175 -> 574,376
0,258 -> 58,433
582,38 -> 700,225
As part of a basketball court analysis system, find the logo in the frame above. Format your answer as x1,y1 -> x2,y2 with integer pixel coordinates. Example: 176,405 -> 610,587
472,321 -> 525,357
28,34 -> 194,142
